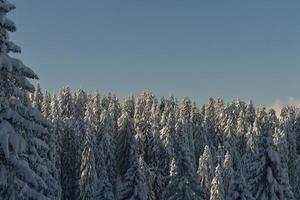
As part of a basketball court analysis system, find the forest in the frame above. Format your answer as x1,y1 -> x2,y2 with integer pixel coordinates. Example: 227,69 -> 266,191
1,0 -> 300,200
24,85 -> 300,200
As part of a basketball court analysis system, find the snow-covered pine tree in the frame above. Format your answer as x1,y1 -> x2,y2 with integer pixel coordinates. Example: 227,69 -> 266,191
116,97 -> 136,177
42,90 -> 52,118
159,96 -> 166,113
268,108 -> 279,133
197,145 -> 214,199
59,88 -> 82,200
210,165 -> 225,200
0,1 -> 59,199
226,170 -> 254,200
147,100 -> 163,168
190,102 -> 207,167
23,91 -> 31,106
91,92 -> 102,133
223,114 -> 239,164
49,94 -> 62,174
179,97 -> 196,166
31,82 -> 43,111
279,106 -> 300,198
96,152 -> 115,200
214,97 -> 226,147
60,118 -> 82,200
84,94 -> 115,200
98,109 -> 117,186
160,97 -> 177,174
293,156 -> 300,200
215,144 -> 225,166
204,97 -> 218,152
223,115 -> 241,171
101,95 -> 110,111
117,153 -> 154,200
236,109 -> 250,157
222,151 -> 234,197
58,86 -> 74,119
72,89 -> 87,161
79,130 -> 98,200
162,115 -> 205,200
215,98 -> 225,127
121,95 -> 135,118
108,92 -> 121,136
134,92 -> 154,162
73,89 -> 88,120
244,108 -> 295,200
232,99 -> 246,128
119,95 -> 155,199
294,109 -> 300,154
291,106 -> 300,197
245,100 -> 255,126
147,100 -> 166,199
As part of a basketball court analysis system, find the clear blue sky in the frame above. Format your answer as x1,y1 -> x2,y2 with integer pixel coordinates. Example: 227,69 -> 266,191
10,0 -> 300,105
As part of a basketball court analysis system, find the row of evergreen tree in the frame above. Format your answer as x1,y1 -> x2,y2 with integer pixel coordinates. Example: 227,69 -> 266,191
1,1 -> 300,199
29,83 -> 300,200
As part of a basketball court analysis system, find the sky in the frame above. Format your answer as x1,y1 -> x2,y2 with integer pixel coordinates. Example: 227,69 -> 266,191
9,0 -> 300,105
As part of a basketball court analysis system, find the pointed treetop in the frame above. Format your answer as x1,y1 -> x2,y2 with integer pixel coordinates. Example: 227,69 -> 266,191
0,0 -> 15,13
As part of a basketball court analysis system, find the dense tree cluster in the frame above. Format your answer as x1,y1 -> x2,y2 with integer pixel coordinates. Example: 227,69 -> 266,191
1,1 -> 300,200
27,86 -> 300,200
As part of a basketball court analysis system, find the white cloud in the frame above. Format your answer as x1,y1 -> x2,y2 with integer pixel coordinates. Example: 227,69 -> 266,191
269,97 -> 300,116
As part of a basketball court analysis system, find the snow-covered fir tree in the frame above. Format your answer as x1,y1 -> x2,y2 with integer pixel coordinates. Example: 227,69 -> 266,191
84,95 -> 115,200
98,109 -> 117,186
197,145 -> 214,199
0,1 -> 59,199
222,151 -> 234,197
226,170 -> 254,200
236,109 -> 250,156
96,152 -> 115,200
279,106 -> 300,198
116,97 -> 136,177
190,102 -> 207,168
204,97 -> 219,152
147,101 -> 166,199
134,92 -> 154,163
210,165 -> 225,200
223,115 -> 241,169
31,83 -> 43,112
117,144 -> 154,200
49,94 -> 63,175
179,97 -> 196,167
79,131 -> 97,200
59,88 -> 84,200
162,115 -> 205,200
244,108 -> 295,200
160,97 -> 177,174
73,89 -> 88,120
60,118 -> 82,200
108,92 -> 121,137
42,90 -> 52,118
58,86 -> 74,119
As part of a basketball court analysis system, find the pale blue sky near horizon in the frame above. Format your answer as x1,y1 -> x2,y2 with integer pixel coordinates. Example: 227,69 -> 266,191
9,0 -> 300,105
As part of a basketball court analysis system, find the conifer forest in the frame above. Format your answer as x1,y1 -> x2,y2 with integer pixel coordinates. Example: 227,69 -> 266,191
1,1 -> 300,200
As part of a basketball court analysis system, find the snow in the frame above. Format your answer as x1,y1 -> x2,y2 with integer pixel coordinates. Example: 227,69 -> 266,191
0,0 -> 15,12
9,155 -> 38,188
0,120 -> 26,159
2,17 -> 16,32
1,3 -> 300,197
